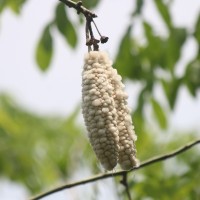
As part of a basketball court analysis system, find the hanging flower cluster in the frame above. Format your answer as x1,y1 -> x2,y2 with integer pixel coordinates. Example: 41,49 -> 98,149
82,51 -> 138,170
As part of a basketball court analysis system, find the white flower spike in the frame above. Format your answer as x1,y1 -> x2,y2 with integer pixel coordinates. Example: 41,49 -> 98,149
82,51 -> 138,170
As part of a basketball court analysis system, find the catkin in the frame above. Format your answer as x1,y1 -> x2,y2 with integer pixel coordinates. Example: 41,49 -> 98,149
82,51 -> 138,170
110,68 -> 138,170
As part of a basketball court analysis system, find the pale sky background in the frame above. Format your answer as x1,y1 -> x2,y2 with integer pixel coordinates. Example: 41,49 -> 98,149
0,0 -> 200,199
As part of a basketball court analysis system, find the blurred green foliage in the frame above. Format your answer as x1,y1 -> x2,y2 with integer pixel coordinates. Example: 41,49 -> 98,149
0,0 -> 200,199
0,0 -> 26,14
0,95 -> 95,193
129,133 -> 200,200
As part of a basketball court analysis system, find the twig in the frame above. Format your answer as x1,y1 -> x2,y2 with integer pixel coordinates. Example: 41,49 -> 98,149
59,0 -> 97,18
29,139 -> 200,200
120,173 -> 132,200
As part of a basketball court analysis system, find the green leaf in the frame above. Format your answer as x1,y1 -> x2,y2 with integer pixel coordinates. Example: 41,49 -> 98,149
35,25 -> 53,71
142,21 -> 165,67
114,26 -> 133,77
165,28 -> 187,71
143,21 -> 154,40
0,0 -> 27,14
133,87 -> 149,134
55,3 -> 77,48
114,26 -> 143,80
6,0 -> 26,14
161,78 -> 181,109
151,98 -> 167,129
132,0 -> 144,16
154,0 -> 172,29
0,0 -> 6,13
194,14 -> 200,43
185,58 -> 200,96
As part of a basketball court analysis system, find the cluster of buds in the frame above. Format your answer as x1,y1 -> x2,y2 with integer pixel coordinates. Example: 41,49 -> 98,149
82,51 -> 138,170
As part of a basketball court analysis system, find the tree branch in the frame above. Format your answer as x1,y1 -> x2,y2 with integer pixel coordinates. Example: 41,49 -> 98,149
29,139 -> 200,200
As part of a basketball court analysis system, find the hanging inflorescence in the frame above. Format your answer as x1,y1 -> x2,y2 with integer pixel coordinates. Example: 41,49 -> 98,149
82,51 -> 138,170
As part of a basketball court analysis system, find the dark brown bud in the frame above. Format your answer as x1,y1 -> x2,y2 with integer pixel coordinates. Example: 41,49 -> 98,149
100,36 -> 109,44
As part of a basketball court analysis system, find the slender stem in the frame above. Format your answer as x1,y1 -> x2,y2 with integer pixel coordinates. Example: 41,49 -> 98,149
29,139 -> 200,200
92,20 -> 102,37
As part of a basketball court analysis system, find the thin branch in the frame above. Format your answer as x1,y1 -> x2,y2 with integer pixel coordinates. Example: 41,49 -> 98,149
59,0 -> 97,18
29,139 -> 200,200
